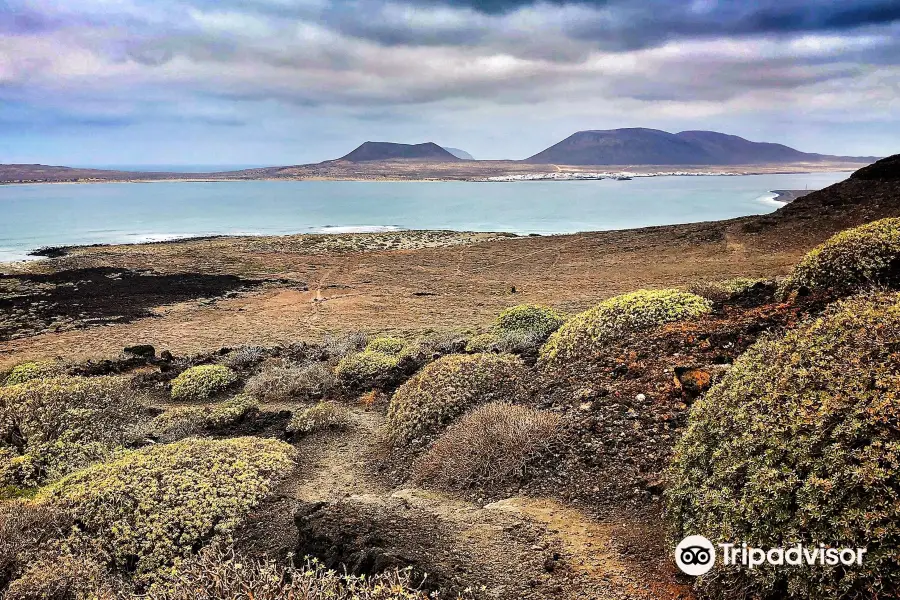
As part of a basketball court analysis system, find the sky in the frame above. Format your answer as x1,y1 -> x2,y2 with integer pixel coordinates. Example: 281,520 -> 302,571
0,0 -> 898,166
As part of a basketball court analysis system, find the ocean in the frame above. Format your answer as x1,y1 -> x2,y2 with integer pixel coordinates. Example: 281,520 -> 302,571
0,172 -> 849,262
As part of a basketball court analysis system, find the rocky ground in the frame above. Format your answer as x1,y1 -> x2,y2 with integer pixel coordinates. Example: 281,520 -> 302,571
231,404 -> 694,600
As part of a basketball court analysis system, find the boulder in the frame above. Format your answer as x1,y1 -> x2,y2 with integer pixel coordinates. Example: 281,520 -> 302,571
672,366 -> 711,398
123,344 -> 155,359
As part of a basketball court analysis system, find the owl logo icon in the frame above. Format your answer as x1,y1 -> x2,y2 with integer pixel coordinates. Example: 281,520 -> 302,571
675,535 -> 716,576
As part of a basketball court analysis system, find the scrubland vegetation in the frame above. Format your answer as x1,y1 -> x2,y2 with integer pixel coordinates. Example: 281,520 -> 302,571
169,364 -> 237,401
669,292 -> 900,599
2,208 -> 900,598
386,353 -> 527,445
539,289 -> 711,363
783,216 -> 900,296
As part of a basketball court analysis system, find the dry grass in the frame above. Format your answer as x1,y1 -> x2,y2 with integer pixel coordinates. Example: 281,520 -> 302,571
244,362 -> 336,402
286,401 -> 352,436
0,221 -> 816,369
148,546 -> 435,600
413,402 -> 560,490
0,501 -> 72,588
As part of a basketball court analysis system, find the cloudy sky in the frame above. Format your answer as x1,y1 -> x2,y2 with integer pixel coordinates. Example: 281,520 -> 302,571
1,0 -> 898,166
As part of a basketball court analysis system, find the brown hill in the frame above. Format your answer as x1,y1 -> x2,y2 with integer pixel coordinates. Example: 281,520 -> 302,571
338,142 -> 460,162
742,153 -> 900,248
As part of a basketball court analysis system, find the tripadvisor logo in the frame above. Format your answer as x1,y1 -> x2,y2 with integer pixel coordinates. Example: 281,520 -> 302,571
675,535 -> 716,576
675,536 -> 867,576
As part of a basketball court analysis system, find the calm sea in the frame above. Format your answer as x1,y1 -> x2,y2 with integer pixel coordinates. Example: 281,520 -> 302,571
0,172 -> 849,262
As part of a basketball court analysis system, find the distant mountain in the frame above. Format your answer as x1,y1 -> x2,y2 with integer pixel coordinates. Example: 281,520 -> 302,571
442,147 -> 474,160
339,142 -> 460,162
524,128 -> 878,166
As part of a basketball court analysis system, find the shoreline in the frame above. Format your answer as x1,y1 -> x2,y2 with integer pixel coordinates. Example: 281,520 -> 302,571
0,165 -> 861,186
770,189 -> 816,203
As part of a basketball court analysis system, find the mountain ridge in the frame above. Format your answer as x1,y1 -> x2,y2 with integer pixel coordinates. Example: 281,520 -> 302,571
525,128 -> 878,166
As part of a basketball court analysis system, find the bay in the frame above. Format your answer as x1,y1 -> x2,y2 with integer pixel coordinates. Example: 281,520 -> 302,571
0,171 -> 848,262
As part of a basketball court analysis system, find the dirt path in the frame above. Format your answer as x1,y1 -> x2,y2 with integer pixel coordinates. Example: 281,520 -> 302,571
276,407 -> 694,600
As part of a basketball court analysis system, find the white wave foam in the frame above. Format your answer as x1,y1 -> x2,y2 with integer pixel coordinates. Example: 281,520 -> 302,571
756,192 -> 785,207
310,225 -> 404,234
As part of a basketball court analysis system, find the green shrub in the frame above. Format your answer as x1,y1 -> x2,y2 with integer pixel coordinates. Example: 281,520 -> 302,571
784,217 -> 900,296
150,546 -> 432,600
149,396 -> 259,442
0,376 -> 145,486
387,353 -> 527,445
204,395 -> 258,428
3,361 -> 65,386
496,304 -> 565,339
667,293 -> 900,599
321,331 -> 368,359
0,500 -> 74,592
539,289 -> 711,363
465,331 -> 545,356
146,408 -> 204,443
286,401 -> 351,436
245,362 -> 336,402
4,553 -> 114,600
399,331 -> 467,360
413,402 -> 559,490
365,336 -> 406,355
170,365 -> 237,402
465,333 -> 499,353
688,277 -> 770,302
334,351 -> 399,388
39,437 -> 295,586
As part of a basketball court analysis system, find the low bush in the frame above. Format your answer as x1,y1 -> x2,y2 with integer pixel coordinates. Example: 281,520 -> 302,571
496,304 -> 565,339
365,336 -> 406,355
149,396 -> 259,442
146,409 -> 205,443
539,289 -> 711,363
465,331 -> 545,356
286,401 -> 351,436
170,365 -> 237,402
0,376 -> 145,486
667,293 -> 900,599
465,333 -> 499,353
150,546 -> 431,600
321,331 -> 367,359
0,500 -> 73,591
39,437 -> 296,586
204,395 -> 258,428
4,553 -> 115,600
222,346 -> 267,370
688,277 -> 771,302
413,402 -> 559,490
783,217 -> 900,296
495,330 -> 546,355
3,361 -> 66,386
334,351 -> 399,388
245,362 -> 336,402
403,331 -> 468,358
387,353 -> 527,445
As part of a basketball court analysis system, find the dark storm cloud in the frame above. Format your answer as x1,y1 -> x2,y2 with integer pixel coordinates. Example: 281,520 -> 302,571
564,1 -> 900,50
423,0 -> 900,30
386,0 -> 900,49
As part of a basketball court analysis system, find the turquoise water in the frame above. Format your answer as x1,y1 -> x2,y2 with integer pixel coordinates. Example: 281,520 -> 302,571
0,172 -> 849,262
